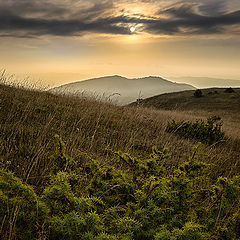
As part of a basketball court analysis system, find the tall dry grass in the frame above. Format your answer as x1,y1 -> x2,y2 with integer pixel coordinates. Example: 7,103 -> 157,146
0,74 -> 239,191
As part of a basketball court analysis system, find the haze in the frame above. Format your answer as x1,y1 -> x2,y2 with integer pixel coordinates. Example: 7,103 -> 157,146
0,0 -> 240,86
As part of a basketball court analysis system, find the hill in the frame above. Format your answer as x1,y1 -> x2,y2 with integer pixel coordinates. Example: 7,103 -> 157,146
0,83 -> 240,239
171,76 -> 240,88
51,75 -> 195,105
131,88 -> 240,140
133,88 -> 240,112
0,83 -> 239,182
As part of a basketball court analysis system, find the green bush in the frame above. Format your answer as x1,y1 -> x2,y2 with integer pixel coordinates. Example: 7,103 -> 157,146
0,136 -> 239,239
194,89 -> 203,98
0,170 -> 48,240
166,116 -> 225,144
225,88 -> 235,93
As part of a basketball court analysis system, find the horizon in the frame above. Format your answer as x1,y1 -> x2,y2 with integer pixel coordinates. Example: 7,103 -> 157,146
49,75 -> 240,96
0,0 -> 240,86
2,70 -> 240,89
52,74 -> 240,88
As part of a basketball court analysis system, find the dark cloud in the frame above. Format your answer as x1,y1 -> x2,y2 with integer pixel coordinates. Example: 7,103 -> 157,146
0,9 -> 130,37
198,0 -> 227,16
0,0 -> 239,37
150,4 -> 240,35
0,1 -> 68,18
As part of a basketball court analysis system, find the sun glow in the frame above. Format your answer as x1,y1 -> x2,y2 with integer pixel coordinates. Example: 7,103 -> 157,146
130,26 -> 136,33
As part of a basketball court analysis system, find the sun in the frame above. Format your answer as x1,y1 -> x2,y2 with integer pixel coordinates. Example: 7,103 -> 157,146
130,26 -> 136,33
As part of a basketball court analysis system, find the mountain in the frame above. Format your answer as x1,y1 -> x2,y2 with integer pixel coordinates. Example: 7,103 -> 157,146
170,76 -> 240,89
51,75 -> 195,105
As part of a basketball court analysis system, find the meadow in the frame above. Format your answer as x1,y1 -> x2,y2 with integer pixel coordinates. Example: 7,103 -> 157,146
0,76 -> 239,239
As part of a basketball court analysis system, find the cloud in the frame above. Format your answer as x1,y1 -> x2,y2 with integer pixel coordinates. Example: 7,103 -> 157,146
198,0 -> 227,16
149,3 -> 240,35
0,10 -> 131,37
0,0 -> 239,38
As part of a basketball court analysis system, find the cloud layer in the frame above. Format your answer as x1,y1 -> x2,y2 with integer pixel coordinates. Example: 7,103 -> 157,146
0,0 -> 240,38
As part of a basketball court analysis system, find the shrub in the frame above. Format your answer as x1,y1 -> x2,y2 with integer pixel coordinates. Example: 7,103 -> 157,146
0,136 -> 239,240
166,116 -> 225,144
0,170 -> 48,240
225,88 -> 235,93
194,89 -> 203,98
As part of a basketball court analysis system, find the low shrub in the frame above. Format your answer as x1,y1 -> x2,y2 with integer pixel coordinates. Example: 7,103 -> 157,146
225,88 -> 235,93
194,89 -> 203,98
166,116 -> 225,144
0,136 -> 239,240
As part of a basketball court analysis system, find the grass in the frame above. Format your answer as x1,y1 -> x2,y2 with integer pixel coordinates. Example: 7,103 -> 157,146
0,76 -> 240,240
0,80 -> 239,191
131,88 -> 240,139
133,88 -> 240,112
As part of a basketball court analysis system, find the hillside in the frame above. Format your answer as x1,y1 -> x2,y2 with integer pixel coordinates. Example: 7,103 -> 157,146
0,82 -> 238,169
0,83 -> 239,181
133,88 -> 240,112
171,76 -> 240,88
0,83 -> 240,239
131,88 -> 240,140
51,75 -> 195,105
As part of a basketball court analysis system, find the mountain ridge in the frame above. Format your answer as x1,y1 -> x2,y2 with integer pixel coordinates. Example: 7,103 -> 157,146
171,76 -> 240,88
51,75 -> 196,105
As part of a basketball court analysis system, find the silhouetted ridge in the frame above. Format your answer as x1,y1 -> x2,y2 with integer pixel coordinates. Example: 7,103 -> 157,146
51,75 -> 195,105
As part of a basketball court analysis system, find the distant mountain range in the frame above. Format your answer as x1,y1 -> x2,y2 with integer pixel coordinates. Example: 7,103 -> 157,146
51,75 -> 195,105
171,77 -> 240,89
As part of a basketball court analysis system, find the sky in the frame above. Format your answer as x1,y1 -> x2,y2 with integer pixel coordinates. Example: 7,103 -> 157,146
0,0 -> 240,86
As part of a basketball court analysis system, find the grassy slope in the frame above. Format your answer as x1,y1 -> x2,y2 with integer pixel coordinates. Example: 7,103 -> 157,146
132,88 -> 240,139
133,88 -> 240,112
0,84 -> 239,190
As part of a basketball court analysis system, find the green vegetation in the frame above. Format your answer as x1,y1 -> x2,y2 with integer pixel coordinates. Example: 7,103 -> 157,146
166,116 -> 225,144
133,88 -> 240,114
0,76 -> 239,239
225,88 -> 235,93
1,136 -> 239,240
194,89 -> 203,98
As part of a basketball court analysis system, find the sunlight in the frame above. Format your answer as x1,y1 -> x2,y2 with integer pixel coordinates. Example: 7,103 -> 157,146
130,26 -> 136,33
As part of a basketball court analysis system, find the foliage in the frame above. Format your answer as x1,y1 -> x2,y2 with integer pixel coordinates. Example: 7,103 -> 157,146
194,89 -> 203,98
0,170 -> 48,240
49,134 -> 74,174
225,88 -> 235,93
1,136 -> 239,239
166,116 -> 225,144
0,81 -> 239,190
